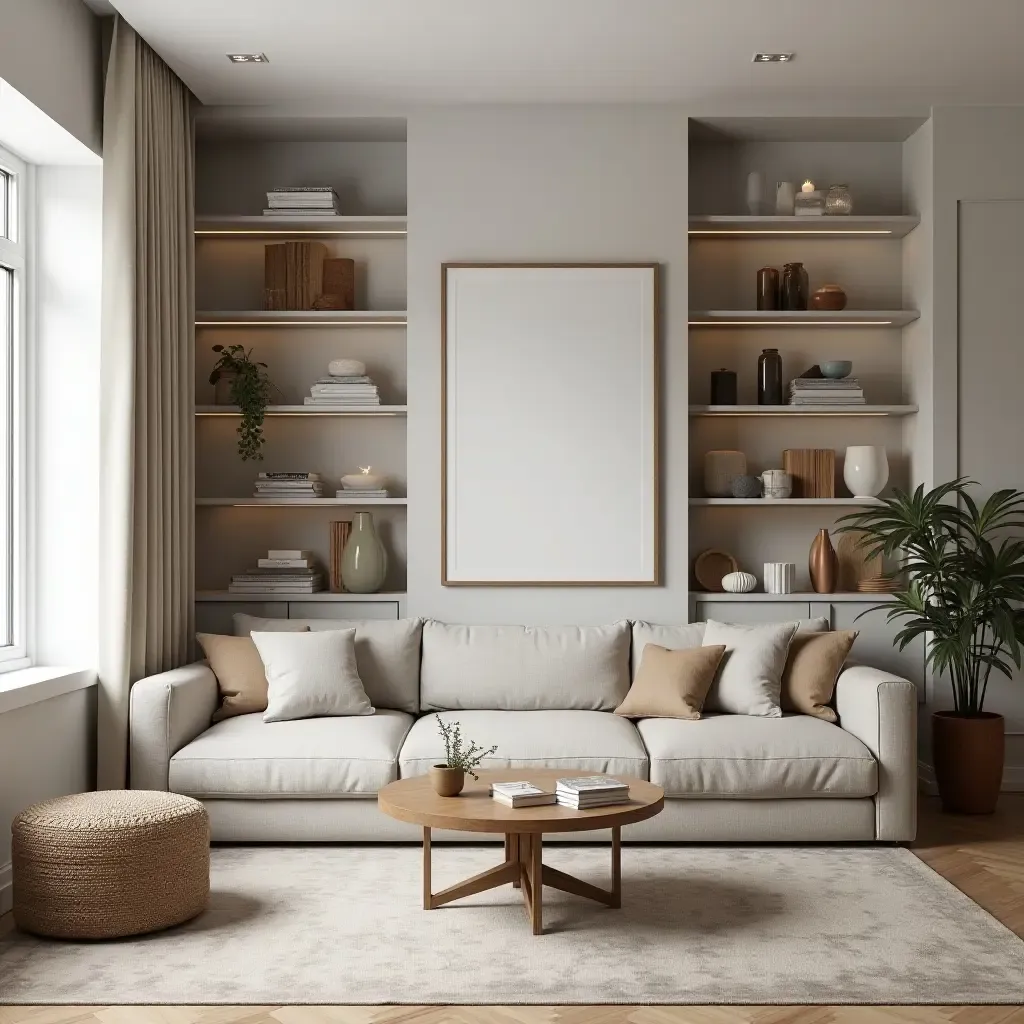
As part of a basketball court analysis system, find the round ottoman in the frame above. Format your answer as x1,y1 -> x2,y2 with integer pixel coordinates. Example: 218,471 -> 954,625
12,790 -> 209,939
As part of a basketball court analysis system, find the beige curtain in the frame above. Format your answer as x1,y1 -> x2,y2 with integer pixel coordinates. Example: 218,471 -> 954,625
98,17 -> 195,789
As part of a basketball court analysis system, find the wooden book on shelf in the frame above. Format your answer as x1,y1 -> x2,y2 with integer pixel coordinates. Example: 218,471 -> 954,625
264,241 -> 327,310
329,520 -> 352,592
783,448 -> 835,498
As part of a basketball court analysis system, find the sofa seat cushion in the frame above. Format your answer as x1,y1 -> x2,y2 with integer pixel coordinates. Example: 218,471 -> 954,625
399,710 -> 649,779
169,710 -> 414,798
636,713 -> 877,798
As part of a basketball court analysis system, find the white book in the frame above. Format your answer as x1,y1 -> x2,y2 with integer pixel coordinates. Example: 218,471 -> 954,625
267,550 -> 311,559
556,776 -> 628,793
492,791 -> 556,808
257,558 -> 312,568
336,490 -> 389,499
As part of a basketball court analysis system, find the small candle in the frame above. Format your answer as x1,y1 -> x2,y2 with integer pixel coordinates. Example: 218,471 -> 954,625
360,466 -> 372,474
801,179 -> 816,193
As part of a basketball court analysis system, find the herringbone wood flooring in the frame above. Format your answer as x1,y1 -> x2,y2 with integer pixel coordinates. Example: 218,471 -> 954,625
2,795 -> 1023,1024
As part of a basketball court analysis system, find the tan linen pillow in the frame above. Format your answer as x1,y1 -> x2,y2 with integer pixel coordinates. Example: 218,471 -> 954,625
198,630 -> 307,722
614,644 -> 726,721
781,629 -> 859,722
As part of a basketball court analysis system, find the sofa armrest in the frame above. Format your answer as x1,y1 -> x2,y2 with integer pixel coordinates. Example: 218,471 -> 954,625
129,662 -> 218,791
834,664 -> 917,841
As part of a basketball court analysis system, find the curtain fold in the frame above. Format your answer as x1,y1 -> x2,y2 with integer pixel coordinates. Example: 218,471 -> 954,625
98,17 -> 195,789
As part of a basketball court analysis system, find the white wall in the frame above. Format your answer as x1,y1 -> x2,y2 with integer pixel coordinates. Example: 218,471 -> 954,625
406,105 -> 688,623
0,686 -> 96,914
0,0 -> 101,155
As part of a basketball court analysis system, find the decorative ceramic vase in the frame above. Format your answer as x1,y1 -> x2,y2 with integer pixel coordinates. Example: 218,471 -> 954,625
932,712 -> 1004,814
704,450 -> 747,497
214,372 -> 237,405
843,446 -> 889,498
341,512 -> 388,593
429,765 -> 465,797
809,528 -> 838,594
710,369 -> 737,405
757,267 -> 780,311
763,562 -> 795,595
731,475 -> 762,499
722,571 -> 757,594
758,348 -> 783,405
761,469 -> 792,499
810,284 -> 847,310
781,262 -> 809,311
775,181 -> 796,215
746,171 -> 765,215
825,184 -> 853,215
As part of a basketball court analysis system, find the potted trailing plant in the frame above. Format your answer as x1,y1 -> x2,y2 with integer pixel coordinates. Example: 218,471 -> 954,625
430,719 -> 497,796
208,344 -> 276,461
838,479 -> 1024,813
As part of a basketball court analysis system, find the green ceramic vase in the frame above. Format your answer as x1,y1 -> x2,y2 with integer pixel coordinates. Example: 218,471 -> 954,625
341,512 -> 388,593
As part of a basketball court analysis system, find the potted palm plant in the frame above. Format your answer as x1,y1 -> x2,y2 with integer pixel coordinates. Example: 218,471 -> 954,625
430,719 -> 498,796
838,479 -> 1024,813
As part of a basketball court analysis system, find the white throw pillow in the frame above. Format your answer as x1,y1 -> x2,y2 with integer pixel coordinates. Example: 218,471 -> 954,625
701,619 -> 800,717
250,629 -> 375,723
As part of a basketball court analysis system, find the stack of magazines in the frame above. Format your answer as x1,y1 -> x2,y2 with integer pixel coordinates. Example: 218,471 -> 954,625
263,186 -> 340,216
229,555 -> 324,595
555,777 -> 630,809
305,375 -> 381,408
489,782 -> 556,808
253,472 -> 323,499
788,377 -> 865,406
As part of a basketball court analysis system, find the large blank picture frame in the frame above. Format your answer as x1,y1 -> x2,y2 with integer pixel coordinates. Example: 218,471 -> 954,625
442,263 -> 659,585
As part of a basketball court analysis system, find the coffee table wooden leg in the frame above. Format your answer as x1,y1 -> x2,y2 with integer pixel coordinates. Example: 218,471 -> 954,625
611,824 -> 622,909
423,826 -> 432,909
508,832 -> 521,888
528,831 -> 543,934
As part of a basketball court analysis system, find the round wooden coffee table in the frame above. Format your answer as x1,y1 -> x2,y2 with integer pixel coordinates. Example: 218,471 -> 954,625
378,768 -> 664,934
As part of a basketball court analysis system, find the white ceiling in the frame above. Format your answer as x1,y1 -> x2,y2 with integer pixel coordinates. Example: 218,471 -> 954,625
93,0 -> 1024,113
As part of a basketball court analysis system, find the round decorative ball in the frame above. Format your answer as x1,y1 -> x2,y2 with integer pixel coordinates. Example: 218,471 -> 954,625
722,571 -> 757,594
731,475 -> 763,498
328,358 -> 366,377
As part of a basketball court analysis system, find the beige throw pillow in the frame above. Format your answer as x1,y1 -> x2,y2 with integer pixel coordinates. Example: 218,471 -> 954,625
781,629 -> 859,722
614,644 -> 726,721
197,631 -> 306,722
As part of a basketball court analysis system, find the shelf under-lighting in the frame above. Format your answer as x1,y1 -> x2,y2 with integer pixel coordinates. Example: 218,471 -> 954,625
689,310 -> 919,327
195,215 -> 407,237
688,215 -> 919,238
196,310 -> 406,327
689,498 -> 881,506
197,497 -> 408,506
195,405 -> 407,417
689,405 -> 917,417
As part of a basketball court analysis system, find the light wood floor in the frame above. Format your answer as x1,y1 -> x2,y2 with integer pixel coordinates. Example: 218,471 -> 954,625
2,795 -> 1023,1024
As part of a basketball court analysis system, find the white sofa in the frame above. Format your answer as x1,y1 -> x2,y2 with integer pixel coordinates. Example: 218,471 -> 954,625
129,617 -> 917,843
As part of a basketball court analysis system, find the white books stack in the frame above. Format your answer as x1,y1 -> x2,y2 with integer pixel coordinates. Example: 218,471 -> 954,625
263,186 -> 340,216
230,549 -> 324,594
253,472 -> 323,500
336,488 -> 390,499
489,781 -> 556,808
788,377 -> 865,406
555,776 -> 630,809
305,375 -> 381,408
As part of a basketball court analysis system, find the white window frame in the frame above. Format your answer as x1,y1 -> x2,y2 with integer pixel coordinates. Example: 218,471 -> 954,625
0,143 -> 31,671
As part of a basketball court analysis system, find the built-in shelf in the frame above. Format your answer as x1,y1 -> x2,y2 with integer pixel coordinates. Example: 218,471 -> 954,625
689,310 -> 919,327
689,498 -> 881,506
195,590 -> 406,603
196,405 -> 407,417
196,497 -> 407,507
196,310 -> 407,326
195,215 -> 407,237
687,215 -> 919,238
689,404 -> 917,417
692,591 -> 896,603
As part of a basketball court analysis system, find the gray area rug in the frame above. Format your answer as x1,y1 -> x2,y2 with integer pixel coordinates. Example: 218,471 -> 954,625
1,844 -> 1022,1004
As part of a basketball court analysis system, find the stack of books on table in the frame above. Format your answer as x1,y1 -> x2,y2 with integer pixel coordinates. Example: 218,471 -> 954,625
253,472 -> 323,500
229,550 -> 324,595
263,186 -> 340,216
555,777 -> 630,809
489,782 -> 556,808
788,378 -> 865,406
336,488 -> 390,499
305,375 -> 381,408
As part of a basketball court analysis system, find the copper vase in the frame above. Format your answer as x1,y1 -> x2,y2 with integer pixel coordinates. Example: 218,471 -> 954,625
809,528 -> 837,593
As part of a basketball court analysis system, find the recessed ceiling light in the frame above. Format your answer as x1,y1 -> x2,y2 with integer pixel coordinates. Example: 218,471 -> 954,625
753,53 -> 794,63
226,53 -> 269,63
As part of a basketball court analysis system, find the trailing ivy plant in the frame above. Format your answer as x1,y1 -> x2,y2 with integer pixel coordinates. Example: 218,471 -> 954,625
436,718 -> 497,779
209,344 -> 276,461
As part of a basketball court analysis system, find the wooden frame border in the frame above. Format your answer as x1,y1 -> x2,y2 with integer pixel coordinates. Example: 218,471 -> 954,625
440,262 -> 661,587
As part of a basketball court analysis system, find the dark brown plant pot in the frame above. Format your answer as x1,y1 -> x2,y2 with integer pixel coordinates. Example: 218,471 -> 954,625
932,711 -> 1004,815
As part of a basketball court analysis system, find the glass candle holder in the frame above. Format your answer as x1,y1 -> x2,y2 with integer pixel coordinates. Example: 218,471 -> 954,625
825,184 -> 853,215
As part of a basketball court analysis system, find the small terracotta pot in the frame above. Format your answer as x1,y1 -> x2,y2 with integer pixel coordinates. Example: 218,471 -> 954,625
932,711 -> 1004,814
429,765 -> 465,797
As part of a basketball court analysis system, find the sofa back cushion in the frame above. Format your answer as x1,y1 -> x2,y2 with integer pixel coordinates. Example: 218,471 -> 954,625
420,620 -> 631,711
233,614 -> 422,714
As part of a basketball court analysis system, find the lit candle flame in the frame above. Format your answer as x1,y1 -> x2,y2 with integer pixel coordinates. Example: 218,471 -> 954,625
801,179 -> 815,193
360,466 -> 372,474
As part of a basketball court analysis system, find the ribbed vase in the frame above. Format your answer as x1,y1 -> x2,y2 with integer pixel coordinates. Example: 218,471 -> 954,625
809,528 -> 838,594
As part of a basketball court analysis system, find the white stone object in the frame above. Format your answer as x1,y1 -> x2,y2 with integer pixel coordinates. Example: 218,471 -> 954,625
328,358 -> 366,377
722,571 -> 757,594
843,446 -> 889,498
761,469 -> 793,499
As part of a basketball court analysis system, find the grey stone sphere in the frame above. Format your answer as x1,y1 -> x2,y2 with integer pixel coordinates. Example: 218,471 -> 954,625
731,475 -> 763,499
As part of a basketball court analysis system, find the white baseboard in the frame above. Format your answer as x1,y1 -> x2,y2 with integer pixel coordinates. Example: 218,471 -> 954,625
0,861 -> 10,916
918,761 -> 1024,794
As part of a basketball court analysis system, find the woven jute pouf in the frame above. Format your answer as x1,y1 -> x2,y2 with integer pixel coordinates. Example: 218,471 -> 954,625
12,790 -> 210,940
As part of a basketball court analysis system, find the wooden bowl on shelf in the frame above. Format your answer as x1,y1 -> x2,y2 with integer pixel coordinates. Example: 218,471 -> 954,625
694,549 -> 739,593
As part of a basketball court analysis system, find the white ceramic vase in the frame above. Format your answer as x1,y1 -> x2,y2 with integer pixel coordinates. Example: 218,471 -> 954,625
775,181 -> 796,215
763,562 -> 795,595
746,171 -> 764,215
704,450 -> 747,498
843,445 -> 889,498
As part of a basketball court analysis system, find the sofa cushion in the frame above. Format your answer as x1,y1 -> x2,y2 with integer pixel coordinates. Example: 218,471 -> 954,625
636,713 -> 877,798
234,614 -> 421,714
420,620 -> 631,711
399,710 -> 649,779
169,709 -> 414,798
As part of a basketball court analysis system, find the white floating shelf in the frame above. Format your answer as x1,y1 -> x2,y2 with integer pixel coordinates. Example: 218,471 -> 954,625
689,310 -> 919,327
196,310 -> 407,326
195,590 -> 406,603
197,497 -> 407,507
692,591 -> 896,603
689,498 -> 881,506
689,404 -> 917,417
688,215 -> 919,238
196,405 -> 407,417
195,215 -> 407,236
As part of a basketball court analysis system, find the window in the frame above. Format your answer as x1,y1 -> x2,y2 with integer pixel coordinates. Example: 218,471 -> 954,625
0,146 -> 27,665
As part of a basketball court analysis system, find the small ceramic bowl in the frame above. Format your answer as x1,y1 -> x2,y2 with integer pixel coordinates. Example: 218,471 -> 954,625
819,360 -> 852,379
340,473 -> 385,491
